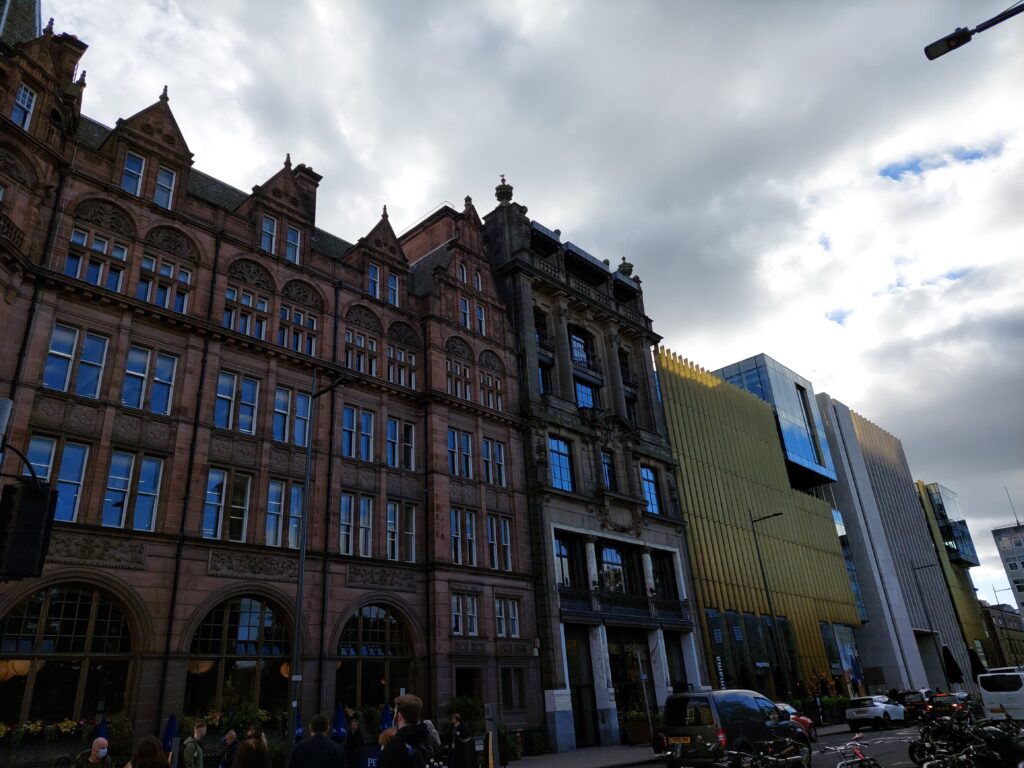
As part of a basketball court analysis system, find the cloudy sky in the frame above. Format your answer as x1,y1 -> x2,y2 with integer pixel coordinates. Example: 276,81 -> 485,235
48,0 -> 1023,597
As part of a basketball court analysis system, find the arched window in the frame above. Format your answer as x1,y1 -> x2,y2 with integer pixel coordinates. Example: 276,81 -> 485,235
445,337 -> 474,402
0,583 -> 132,722
336,604 -> 412,709
184,595 -> 290,714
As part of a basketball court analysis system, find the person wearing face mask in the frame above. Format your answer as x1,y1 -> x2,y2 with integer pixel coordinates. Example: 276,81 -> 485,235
73,737 -> 113,768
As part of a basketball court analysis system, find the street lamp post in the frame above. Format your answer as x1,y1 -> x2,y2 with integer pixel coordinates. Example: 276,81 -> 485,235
288,370 -> 351,757
924,4 -> 1024,60
750,510 -> 790,699
911,562 -> 948,690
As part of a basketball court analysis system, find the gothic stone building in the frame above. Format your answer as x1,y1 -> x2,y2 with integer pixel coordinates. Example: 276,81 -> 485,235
0,15 -> 540,740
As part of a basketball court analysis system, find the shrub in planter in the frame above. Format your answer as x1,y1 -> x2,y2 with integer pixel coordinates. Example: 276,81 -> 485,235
446,697 -> 485,735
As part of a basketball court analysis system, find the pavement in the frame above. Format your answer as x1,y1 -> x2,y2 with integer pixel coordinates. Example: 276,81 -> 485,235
514,724 -> 855,768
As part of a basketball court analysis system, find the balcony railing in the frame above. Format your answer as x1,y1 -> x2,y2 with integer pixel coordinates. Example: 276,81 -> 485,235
571,352 -> 603,378
0,212 -> 25,250
558,585 -> 693,627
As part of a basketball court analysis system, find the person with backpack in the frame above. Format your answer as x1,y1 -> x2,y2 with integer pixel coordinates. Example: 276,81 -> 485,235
380,694 -> 435,768
182,720 -> 207,768
288,713 -> 346,768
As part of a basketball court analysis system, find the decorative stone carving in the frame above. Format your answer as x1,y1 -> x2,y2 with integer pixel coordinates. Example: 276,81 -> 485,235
403,476 -> 420,498
496,640 -> 531,657
444,336 -> 473,361
451,639 -> 487,656
145,226 -> 199,262
48,532 -> 147,570
345,305 -> 383,335
227,259 -> 275,291
478,350 -> 505,374
143,421 -> 172,449
358,467 -> 376,489
112,413 -> 142,441
340,463 -> 357,486
68,405 -> 99,432
209,435 -> 234,462
74,199 -> 136,237
270,448 -> 290,471
34,397 -> 66,425
387,474 -> 402,495
282,280 -> 324,311
0,146 -> 35,187
208,550 -> 297,582
388,322 -> 421,348
347,564 -> 416,592
236,440 -> 258,466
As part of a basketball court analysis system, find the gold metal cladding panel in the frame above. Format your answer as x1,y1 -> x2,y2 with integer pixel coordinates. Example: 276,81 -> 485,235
656,348 -> 860,685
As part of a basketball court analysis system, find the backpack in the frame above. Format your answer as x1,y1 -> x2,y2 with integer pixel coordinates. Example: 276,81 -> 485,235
403,739 -> 440,768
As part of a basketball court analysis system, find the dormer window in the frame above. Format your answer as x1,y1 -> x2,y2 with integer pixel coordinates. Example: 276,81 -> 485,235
285,226 -> 301,264
11,84 -> 35,130
261,215 -> 277,254
154,168 -> 176,210
458,263 -> 467,283
367,263 -> 380,299
121,153 -> 145,196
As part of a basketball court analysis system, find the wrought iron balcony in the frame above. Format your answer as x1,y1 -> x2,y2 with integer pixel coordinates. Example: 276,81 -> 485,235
557,585 -> 694,628
571,352 -> 603,378
597,589 -> 651,617
620,368 -> 639,389
655,598 -> 693,626
0,212 -> 25,250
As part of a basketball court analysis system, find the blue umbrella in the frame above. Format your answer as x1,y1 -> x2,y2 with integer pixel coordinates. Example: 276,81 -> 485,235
295,705 -> 304,743
94,716 -> 109,740
331,704 -> 348,741
162,714 -> 178,753
380,704 -> 394,731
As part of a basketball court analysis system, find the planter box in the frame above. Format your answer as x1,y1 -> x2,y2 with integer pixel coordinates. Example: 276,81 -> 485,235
623,720 -> 651,745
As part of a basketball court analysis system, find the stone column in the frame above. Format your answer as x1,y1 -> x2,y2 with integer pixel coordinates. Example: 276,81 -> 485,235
591,624 -> 619,745
649,629 -> 671,708
517,273 -> 540,402
585,536 -> 600,591
553,299 -> 576,401
603,328 -> 628,418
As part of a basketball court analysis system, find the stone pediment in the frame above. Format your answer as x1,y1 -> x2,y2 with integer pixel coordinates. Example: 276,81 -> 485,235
114,91 -> 193,161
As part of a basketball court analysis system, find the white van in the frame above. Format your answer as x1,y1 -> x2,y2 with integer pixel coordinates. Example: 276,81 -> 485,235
978,668 -> 1024,719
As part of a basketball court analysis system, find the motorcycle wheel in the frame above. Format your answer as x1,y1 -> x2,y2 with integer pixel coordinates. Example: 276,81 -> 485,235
907,741 -> 930,766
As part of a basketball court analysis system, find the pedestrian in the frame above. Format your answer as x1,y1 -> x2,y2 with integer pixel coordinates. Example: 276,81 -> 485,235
125,736 -> 168,768
220,730 -> 239,768
245,724 -> 269,748
234,738 -> 271,768
74,737 -> 113,768
449,713 -> 470,768
379,727 -> 397,748
182,720 -> 207,768
380,694 -> 434,768
344,717 -> 365,764
422,719 -> 442,755
288,712 -> 347,768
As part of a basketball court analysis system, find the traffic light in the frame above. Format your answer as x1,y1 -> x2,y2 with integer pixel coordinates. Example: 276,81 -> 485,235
0,480 -> 58,580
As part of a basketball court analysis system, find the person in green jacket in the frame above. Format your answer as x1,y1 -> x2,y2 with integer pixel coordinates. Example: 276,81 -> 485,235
182,720 -> 208,768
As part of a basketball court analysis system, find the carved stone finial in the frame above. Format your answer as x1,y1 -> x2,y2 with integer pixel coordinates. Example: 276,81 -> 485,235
77,70 -> 87,85
382,204 -> 388,219
160,85 -> 169,102
45,17 -> 54,33
284,153 -> 292,169
464,195 -> 473,209
617,256 -> 634,277
495,174 -> 513,204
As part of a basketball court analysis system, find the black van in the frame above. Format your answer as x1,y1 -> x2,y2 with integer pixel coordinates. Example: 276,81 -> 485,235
654,689 -> 811,767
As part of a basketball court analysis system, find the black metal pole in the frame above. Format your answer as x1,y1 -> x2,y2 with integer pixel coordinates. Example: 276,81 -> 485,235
750,511 -> 790,698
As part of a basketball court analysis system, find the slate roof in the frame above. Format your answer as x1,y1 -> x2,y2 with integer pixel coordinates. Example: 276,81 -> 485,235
73,117 -> 354,259
408,240 -> 453,296
0,0 -> 40,49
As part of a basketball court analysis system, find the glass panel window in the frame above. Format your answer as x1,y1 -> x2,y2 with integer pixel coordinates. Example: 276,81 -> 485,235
451,595 -> 463,635
402,423 -> 416,470
386,418 -> 399,467
203,469 -> 226,539
500,668 -> 526,711
641,466 -> 661,515
339,494 -> 353,555
367,263 -> 380,298
387,273 -> 399,306
11,83 -> 35,129
466,595 -> 478,636
121,152 -> 144,195
601,451 -> 617,491
476,305 -> 486,335
459,297 -> 470,328
215,372 -> 259,435
140,253 -> 191,314
500,518 -> 513,571
26,439 -> 89,523
474,271 -> 482,291
101,452 -> 135,528
450,508 -> 462,565
261,215 -> 277,254
43,324 -> 78,392
278,302 -> 319,356
460,432 -> 473,478
228,475 -> 251,543
286,484 -> 304,549
121,346 -> 176,415
359,410 -> 374,461
507,599 -> 520,638
575,380 -> 595,409
465,510 -> 478,567
387,344 -> 418,389
549,437 -> 574,492
273,387 -> 310,447
403,506 -> 416,563
225,282 -> 270,340
386,502 -> 399,561
154,167 -> 176,209
134,457 -> 163,532
495,599 -> 506,638
214,372 -> 236,429
487,515 -> 498,570
285,226 -> 301,264
266,480 -> 284,546
341,406 -> 356,457
358,497 -> 373,557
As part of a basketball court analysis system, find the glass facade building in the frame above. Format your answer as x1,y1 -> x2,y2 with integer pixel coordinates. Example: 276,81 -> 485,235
927,483 -> 980,567
713,354 -> 836,488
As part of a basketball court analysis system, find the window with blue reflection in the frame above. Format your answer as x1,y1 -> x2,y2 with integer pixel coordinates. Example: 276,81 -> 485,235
102,452 -> 134,528
55,443 -> 89,523
549,437 -> 574,492
43,325 -> 77,391
75,333 -> 107,398
575,380 -> 595,408
133,457 -> 162,531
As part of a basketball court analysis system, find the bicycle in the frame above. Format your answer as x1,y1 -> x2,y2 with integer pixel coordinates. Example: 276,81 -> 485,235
819,738 -> 881,768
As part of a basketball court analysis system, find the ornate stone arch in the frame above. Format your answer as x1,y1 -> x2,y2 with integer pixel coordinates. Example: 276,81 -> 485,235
227,257 -> 275,292
176,581 -> 308,655
387,321 -> 421,348
0,143 -> 40,189
72,198 -> 137,238
0,565 -> 151,652
479,349 -> 506,374
445,336 -> 473,361
345,304 -> 383,336
281,279 -> 324,312
144,225 -> 200,263
329,594 -> 424,658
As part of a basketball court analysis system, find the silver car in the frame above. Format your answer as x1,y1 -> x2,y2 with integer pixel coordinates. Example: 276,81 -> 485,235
845,695 -> 906,731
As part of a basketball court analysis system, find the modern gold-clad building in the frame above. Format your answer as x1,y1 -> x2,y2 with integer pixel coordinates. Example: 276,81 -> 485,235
656,349 -> 861,700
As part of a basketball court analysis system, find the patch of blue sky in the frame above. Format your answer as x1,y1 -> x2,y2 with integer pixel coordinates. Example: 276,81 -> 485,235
943,267 -> 972,281
826,308 -> 851,326
819,233 -> 831,252
879,142 -> 1002,181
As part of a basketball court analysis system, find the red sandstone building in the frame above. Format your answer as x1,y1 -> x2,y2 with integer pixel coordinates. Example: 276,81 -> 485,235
0,11 -> 540,743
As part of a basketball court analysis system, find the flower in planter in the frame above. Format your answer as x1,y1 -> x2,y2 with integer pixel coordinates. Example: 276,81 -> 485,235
57,719 -> 80,736
0,723 -> 10,741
